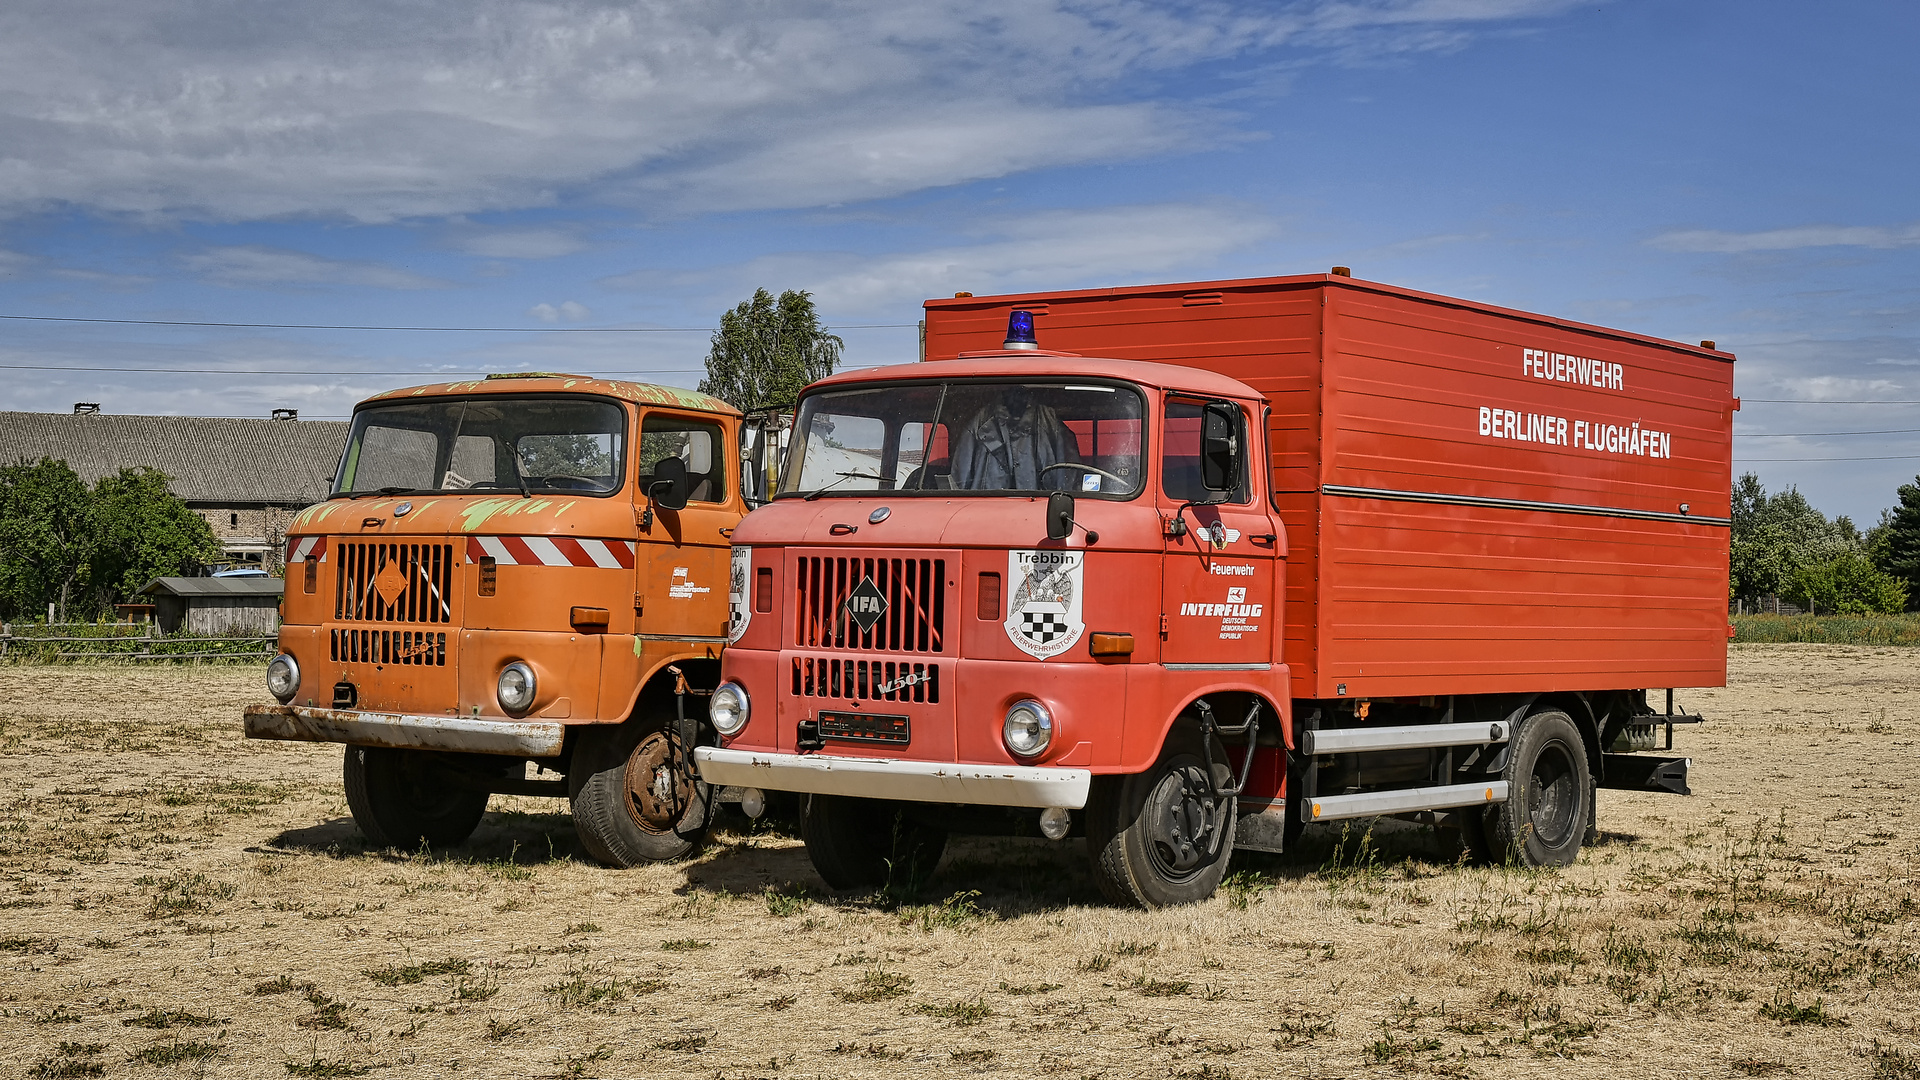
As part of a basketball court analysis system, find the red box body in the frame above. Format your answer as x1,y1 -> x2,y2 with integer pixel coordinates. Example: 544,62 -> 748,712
922,274 -> 1734,701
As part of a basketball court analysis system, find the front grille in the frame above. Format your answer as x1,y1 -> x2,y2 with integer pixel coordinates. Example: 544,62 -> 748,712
792,657 -> 941,704
331,628 -> 448,666
335,541 -> 455,624
793,556 -> 945,652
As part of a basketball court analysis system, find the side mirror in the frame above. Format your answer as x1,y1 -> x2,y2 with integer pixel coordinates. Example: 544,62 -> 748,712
1199,402 -> 1240,499
1046,490 -> 1075,541
648,456 -> 690,512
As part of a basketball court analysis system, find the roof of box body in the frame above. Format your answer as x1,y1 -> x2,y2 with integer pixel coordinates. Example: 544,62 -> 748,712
0,411 -> 350,505
807,354 -> 1263,400
924,273 -> 1734,361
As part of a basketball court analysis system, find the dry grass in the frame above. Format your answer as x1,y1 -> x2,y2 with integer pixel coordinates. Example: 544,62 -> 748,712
0,645 -> 1916,1077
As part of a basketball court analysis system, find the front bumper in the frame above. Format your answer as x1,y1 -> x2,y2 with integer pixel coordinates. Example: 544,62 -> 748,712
243,704 -> 565,757
694,746 -> 1092,809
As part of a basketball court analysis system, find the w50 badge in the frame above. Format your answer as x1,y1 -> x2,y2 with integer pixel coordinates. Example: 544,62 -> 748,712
1005,549 -> 1084,658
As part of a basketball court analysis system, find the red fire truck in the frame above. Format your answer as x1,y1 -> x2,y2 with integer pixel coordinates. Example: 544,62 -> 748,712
696,272 -> 1732,907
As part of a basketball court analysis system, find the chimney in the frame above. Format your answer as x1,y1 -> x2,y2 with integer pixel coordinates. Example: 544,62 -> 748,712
73,403 -> 100,415
272,408 -> 298,421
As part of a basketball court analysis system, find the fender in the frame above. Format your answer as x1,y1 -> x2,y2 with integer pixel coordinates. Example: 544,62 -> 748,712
1119,675 -> 1292,775
590,642 -> 724,730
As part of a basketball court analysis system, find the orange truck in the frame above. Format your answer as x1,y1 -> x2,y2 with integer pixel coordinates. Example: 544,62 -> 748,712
244,374 -> 754,865
697,272 -> 1733,907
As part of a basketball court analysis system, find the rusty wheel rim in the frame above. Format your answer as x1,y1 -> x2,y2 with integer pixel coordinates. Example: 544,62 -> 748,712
623,731 -> 694,834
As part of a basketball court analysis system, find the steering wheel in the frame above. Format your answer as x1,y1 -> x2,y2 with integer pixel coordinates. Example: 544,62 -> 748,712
1039,462 -> 1131,488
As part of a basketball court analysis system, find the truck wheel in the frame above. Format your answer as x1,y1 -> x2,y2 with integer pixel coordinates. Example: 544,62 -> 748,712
569,721 -> 710,867
1087,751 -> 1237,909
1484,708 -> 1592,868
343,746 -> 490,849
799,794 -> 947,893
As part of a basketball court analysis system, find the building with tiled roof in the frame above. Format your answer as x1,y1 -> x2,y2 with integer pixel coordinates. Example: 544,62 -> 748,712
0,405 -> 350,571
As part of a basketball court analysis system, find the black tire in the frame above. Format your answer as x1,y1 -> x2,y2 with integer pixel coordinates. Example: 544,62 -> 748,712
342,745 -> 490,849
799,794 -> 947,893
568,720 -> 711,867
1484,708 -> 1592,868
1087,751 -> 1237,909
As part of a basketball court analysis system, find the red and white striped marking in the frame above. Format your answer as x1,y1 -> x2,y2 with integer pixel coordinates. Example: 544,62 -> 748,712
288,536 -> 329,563
465,536 -> 636,569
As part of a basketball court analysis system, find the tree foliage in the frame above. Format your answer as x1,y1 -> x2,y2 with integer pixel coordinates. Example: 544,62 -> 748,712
1731,472 -> 1907,614
0,458 -> 219,621
698,288 -> 842,412
1870,476 -> 1920,602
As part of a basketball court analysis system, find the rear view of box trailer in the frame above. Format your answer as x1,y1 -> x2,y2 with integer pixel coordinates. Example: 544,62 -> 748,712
922,273 -> 1734,701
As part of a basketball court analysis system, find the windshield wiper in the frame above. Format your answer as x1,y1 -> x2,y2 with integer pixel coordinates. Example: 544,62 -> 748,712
507,447 -> 533,499
803,471 -> 885,501
336,486 -> 427,500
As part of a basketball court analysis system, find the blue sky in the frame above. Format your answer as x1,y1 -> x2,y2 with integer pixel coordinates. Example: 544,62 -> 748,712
0,0 -> 1915,525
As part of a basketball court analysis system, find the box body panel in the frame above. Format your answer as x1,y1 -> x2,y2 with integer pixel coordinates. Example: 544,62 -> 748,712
922,275 -> 1733,699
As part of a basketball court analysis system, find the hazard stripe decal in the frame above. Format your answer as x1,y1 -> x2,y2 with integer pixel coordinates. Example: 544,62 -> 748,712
287,536 -> 328,563
464,536 -> 636,569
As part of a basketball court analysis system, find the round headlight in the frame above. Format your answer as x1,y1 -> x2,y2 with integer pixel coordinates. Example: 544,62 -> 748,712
266,653 -> 300,703
1003,699 -> 1053,759
497,662 -> 537,716
709,681 -> 750,737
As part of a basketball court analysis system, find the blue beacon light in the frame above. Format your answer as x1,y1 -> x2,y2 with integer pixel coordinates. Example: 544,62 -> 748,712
1003,309 -> 1038,350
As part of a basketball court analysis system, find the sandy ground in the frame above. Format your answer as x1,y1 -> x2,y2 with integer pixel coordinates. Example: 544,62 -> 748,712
0,645 -> 1916,1079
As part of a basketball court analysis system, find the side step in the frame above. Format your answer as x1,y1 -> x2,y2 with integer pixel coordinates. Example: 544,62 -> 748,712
1301,721 -> 1508,755
1305,780 -> 1510,823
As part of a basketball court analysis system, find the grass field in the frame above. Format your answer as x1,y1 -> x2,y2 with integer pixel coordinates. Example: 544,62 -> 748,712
1731,614 -> 1920,646
1,646 -> 1917,1078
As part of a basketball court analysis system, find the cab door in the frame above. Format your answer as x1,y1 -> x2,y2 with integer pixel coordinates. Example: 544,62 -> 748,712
637,411 -> 734,643
1158,395 -> 1278,667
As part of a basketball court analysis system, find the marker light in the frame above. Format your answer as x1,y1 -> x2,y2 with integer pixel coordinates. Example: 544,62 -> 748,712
1004,309 -> 1038,350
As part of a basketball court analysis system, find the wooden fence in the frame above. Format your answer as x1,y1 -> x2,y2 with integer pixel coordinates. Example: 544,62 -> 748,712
0,621 -> 274,661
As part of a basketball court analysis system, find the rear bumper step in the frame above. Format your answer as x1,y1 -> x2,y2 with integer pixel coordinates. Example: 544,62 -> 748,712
1306,780 -> 1510,823
694,746 -> 1091,809
243,704 -> 565,757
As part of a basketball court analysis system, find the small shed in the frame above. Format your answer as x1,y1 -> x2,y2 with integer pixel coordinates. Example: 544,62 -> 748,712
140,577 -> 283,636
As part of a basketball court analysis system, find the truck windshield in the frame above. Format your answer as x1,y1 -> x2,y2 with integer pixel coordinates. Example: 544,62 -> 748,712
333,396 -> 627,497
780,380 -> 1145,498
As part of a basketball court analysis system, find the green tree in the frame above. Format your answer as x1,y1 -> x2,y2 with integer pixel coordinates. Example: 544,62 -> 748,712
88,467 -> 221,606
0,457 -> 97,621
1729,473 -> 1852,603
698,288 -> 842,412
1792,550 -> 1908,615
1871,476 -> 1920,607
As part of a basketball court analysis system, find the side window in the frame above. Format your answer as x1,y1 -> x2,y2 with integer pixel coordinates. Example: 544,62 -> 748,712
640,414 -> 728,504
1162,398 -> 1249,504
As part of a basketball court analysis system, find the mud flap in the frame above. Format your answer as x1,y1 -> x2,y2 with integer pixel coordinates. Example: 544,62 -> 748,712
1599,753 -> 1691,796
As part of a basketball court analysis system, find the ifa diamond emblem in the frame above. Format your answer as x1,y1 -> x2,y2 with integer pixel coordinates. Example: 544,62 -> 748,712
1005,549 -> 1084,659
373,559 -> 410,606
843,576 -> 888,634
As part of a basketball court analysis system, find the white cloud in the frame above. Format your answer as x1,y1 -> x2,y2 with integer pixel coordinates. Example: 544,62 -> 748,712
0,0 -> 1584,222
449,227 -> 587,259
529,300 -> 591,322
631,202 -> 1275,316
182,245 -> 448,289
1650,223 -> 1920,254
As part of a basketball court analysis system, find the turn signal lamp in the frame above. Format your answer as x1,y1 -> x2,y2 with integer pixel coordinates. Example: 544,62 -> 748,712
1004,309 -> 1038,350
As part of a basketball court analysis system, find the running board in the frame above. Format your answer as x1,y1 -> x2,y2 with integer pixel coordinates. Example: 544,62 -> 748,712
1305,781 -> 1510,823
1301,721 -> 1508,755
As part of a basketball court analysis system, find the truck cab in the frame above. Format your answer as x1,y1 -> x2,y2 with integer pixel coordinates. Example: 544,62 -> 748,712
698,336 -> 1286,906
246,374 -> 746,865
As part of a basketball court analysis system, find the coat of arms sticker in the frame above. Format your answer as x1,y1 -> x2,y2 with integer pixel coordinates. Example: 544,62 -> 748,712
1005,549 -> 1084,658
727,547 -> 752,643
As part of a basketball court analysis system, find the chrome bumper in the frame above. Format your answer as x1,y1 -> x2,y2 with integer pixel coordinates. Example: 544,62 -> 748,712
243,704 -> 565,757
694,746 -> 1092,809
